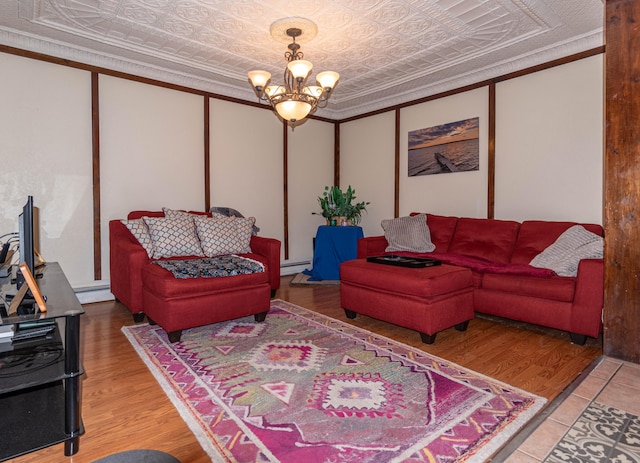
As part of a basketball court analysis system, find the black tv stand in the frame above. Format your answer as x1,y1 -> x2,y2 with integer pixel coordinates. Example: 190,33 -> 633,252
0,263 -> 84,460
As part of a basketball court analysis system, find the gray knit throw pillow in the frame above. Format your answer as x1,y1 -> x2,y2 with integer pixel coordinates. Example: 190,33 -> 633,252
530,225 -> 603,277
381,214 -> 435,253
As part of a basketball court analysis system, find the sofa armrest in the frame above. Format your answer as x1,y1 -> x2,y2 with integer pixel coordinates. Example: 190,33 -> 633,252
250,235 -> 281,291
109,220 -> 150,313
570,258 -> 604,338
357,236 -> 388,259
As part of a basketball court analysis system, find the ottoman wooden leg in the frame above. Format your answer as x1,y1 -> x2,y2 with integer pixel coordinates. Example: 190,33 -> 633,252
569,333 -> 587,345
167,330 -> 182,343
254,311 -> 268,322
344,309 -> 357,319
420,332 -> 437,344
133,312 -> 146,323
455,320 -> 470,331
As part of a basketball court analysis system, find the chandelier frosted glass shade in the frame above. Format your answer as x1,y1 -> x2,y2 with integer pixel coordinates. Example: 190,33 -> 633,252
287,60 -> 313,80
275,100 -> 312,121
316,71 -> 340,90
248,20 -> 339,129
247,70 -> 271,90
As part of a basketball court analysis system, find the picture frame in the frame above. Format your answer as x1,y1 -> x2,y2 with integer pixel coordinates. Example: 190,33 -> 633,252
8,262 -> 47,314
408,117 -> 480,177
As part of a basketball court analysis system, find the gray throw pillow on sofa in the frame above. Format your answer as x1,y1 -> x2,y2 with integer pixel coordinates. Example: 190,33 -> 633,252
381,214 -> 435,253
193,215 -> 255,257
530,225 -> 603,277
121,218 -> 154,258
143,216 -> 204,259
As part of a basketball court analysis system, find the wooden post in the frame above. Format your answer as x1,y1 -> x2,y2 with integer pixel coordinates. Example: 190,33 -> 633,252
604,0 -> 640,362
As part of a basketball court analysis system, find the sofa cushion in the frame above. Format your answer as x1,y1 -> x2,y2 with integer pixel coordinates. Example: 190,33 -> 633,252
121,218 -> 154,258
530,225 -> 603,277
510,221 -> 604,265
410,213 -> 459,251
194,215 -> 255,257
381,214 -> 436,253
447,218 -> 520,263
143,216 -> 204,259
482,273 -> 576,302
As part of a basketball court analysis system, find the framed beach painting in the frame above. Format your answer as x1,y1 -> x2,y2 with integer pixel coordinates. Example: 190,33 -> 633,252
408,117 -> 479,177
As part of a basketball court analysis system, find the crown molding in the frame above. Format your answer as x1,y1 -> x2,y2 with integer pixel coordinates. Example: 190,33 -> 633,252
0,26 -> 603,122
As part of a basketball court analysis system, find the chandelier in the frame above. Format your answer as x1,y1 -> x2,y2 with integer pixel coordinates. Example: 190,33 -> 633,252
248,18 -> 339,129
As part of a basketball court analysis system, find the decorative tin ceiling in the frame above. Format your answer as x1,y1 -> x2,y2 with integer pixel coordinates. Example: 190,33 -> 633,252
0,0 -> 603,119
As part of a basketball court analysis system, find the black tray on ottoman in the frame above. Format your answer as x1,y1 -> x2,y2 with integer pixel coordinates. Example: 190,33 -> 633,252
366,255 -> 442,268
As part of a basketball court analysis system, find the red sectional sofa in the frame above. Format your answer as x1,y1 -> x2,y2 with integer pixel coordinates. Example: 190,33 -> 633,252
109,210 -> 281,341
354,213 -> 604,344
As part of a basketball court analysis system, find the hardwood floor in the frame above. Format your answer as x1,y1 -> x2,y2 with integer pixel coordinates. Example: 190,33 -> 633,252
8,276 -> 602,462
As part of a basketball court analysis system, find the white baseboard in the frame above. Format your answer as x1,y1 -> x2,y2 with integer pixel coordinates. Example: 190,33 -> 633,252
280,263 -> 311,276
75,287 -> 115,304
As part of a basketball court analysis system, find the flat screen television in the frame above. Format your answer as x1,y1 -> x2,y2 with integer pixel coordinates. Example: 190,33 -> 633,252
16,196 -> 35,291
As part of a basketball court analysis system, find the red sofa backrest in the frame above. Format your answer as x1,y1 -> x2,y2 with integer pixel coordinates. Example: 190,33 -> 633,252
418,213 -> 459,251
510,221 -> 604,265
127,210 -> 211,220
408,212 -> 458,251
447,217 -> 521,263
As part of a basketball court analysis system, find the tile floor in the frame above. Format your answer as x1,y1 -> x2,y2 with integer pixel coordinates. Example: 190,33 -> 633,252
495,356 -> 640,462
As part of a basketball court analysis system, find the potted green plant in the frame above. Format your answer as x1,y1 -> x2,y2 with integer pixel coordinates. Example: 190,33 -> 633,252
314,185 -> 369,225
342,185 -> 369,225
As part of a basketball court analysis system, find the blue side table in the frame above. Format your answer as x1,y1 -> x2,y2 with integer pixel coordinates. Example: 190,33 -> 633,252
308,225 -> 364,280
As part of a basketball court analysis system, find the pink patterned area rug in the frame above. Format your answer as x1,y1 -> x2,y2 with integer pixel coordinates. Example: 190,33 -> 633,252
122,299 -> 546,463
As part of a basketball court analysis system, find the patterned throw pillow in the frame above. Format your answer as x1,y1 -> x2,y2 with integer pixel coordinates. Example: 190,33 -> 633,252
162,207 -> 187,219
530,225 -> 603,277
381,214 -> 436,253
194,215 -> 255,257
162,207 -> 226,219
143,216 -> 204,259
121,218 -> 154,257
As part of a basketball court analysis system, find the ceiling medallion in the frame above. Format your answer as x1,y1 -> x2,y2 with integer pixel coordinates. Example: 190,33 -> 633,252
248,17 -> 339,129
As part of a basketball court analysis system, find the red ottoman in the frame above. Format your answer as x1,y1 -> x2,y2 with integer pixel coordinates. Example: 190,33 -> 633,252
141,263 -> 271,342
340,259 -> 474,344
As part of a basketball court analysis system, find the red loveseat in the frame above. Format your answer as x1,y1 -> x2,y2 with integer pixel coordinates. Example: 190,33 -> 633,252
109,210 -> 281,341
352,213 -> 604,344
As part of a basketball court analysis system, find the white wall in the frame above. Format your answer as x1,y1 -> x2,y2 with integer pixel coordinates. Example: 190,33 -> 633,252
209,99 -> 285,251
341,112 -> 396,237
99,75 -> 205,281
288,119 -> 335,263
495,56 -> 603,224
399,88 -> 489,218
0,53 -> 94,287
0,48 -> 605,291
